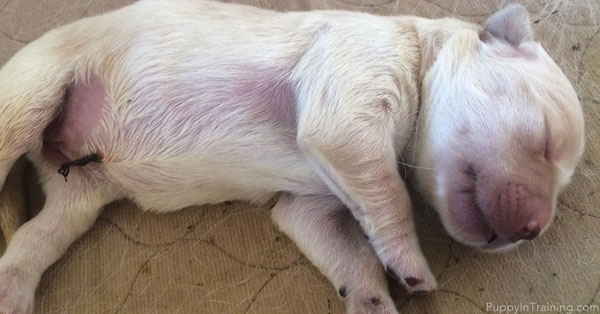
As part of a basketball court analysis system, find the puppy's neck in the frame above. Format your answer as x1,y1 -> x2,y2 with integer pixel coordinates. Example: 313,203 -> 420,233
394,16 -> 481,174
405,17 -> 481,82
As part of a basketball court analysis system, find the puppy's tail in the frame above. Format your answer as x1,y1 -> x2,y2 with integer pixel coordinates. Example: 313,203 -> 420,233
0,32 -> 75,189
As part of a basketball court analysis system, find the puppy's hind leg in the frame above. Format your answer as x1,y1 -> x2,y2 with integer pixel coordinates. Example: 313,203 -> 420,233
0,32 -> 75,189
0,173 -> 117,314
272,194 -> 400,314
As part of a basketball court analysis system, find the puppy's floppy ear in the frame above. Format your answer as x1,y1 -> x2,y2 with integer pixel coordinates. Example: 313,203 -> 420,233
483,4 -> 533,46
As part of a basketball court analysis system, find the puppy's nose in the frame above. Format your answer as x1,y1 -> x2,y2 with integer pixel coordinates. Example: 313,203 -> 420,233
487,181 -> 551,238
509,220 -> 540,242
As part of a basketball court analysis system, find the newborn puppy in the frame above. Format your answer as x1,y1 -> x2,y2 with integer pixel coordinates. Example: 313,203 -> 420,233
0,1 -> 584,314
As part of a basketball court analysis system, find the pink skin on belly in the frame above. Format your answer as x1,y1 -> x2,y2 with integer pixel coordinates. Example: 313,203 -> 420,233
230,70 -> 298,128
125,63 -> 298,141
43,77 -> 106,165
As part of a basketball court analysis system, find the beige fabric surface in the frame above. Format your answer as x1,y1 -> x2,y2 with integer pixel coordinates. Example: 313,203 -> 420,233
0,0 -> 598,313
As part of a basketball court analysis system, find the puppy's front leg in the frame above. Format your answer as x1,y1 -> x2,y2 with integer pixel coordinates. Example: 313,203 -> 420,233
272,194 -> 399,314
295,63 -> 436,292
0,174 -> 115,314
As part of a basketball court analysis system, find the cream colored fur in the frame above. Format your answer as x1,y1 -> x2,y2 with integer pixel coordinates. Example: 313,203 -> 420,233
0,1 -> 584,314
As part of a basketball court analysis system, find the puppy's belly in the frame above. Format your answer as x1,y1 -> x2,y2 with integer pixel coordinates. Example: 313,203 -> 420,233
38,72 -> 329,211
108,130 -> 329,212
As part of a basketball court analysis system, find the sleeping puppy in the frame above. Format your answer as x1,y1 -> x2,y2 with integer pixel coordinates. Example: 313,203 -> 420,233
0,1 -> 584,313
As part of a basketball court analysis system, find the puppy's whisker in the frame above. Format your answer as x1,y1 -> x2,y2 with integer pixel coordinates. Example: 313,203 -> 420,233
396,160 -> 433,170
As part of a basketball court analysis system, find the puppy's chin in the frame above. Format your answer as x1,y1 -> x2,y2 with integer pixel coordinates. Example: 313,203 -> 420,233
438,203 -> 532,253
480,239 -> 522,253
449,233 -> 522,253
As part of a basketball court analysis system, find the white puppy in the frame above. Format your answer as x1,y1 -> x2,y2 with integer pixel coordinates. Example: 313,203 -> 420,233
0,1 -> 584,314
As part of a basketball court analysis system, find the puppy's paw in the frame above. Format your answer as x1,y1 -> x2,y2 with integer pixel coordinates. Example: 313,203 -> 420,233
0,266 -> 34,314
346,292 -> 400,314
384,253 -> 437,295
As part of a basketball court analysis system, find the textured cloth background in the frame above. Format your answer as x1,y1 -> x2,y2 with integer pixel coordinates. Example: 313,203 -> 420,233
0,0 -> 598,313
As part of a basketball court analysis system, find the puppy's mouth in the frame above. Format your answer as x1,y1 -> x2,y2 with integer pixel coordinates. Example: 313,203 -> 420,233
447,164 -> 515,250
466,166 -> 500,247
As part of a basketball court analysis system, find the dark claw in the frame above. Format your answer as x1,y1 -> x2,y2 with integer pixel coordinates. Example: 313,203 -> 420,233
384,265 -> 399,281
487,232 -> 498,244
370,297 -> 381,305
338,286 -> 347,298
404,277 -> 422,287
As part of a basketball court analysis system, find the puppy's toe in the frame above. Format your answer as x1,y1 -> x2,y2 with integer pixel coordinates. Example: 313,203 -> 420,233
403,274 -> 437,295
347,293 -> 400,314
385,256 -> 437,294
0,266 -> 34,314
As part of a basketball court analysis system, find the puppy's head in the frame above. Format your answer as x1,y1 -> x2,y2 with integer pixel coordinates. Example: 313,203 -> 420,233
414,4 -> 585,251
